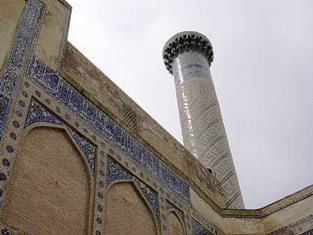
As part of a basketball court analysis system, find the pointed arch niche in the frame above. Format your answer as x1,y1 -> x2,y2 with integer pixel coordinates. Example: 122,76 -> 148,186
3,126 -> 93,234
105,181 -> 157,235
168,211 -> 186,235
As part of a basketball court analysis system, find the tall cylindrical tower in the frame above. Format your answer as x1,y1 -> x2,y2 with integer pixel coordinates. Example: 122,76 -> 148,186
163,31 -> 244,208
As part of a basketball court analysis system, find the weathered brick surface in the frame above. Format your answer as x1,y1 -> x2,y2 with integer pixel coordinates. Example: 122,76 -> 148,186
168,212 -> 185,235
3,127 -> 91,234
105,182 -> 157,235
0,0 -> 25,70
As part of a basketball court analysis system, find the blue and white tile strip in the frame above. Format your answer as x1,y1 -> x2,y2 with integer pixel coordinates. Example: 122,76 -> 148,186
27,55 -> 190,201
0,0 -> 45,140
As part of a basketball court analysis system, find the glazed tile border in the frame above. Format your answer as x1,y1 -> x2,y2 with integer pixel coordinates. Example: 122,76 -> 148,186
0,0 -> 45,141
26,55 -> 190,201
25,98 -> 62,127
0,1 -> 45,233
106,156 -> 132,186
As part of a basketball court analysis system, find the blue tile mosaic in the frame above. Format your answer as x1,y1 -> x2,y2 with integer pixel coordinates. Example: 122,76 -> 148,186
24,98 -> 97,176
27,56 -> 190,201
106,157 -> 133,186
25,99 -> 62,127
0,0 -> 44,140
27,56 -> 59,93
192,218 -> 213,235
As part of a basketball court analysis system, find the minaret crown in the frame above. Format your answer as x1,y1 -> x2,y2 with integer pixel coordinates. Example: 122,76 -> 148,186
162,31 -> 214,74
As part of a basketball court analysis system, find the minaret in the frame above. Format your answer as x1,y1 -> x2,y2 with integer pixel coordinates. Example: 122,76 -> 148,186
163,31 -> 244,208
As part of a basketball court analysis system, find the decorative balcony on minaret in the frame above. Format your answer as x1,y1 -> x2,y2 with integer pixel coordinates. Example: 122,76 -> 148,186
163,31 -> 244,209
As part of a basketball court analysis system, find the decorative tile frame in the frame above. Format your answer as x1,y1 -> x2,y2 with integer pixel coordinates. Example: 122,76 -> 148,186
106,157 -> 160,226
24,98 -> 97,176
0,0 -> 45,140
0,86 -> 99,234
24,98 -> 62,127
27,55 -> 190,202
0,0 -> 46,232
106,156 -> 133,186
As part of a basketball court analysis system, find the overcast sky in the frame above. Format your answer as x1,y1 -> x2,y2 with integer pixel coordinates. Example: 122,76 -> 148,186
66,0 -> 313,209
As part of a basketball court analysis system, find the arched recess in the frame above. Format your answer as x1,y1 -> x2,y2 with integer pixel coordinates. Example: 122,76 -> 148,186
105,181 -> 158,235
3,126 -> 93,235
168,210 -> 186,235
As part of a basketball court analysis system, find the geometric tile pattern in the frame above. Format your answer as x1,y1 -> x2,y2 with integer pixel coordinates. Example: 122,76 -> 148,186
172,51 -> 244,208
106,157 -> 133,186
24,98 -> 62,127
24,98 -> 97,176
106,157 -> 160,224
27,56 -> 190,201
0,0 -> 44,141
